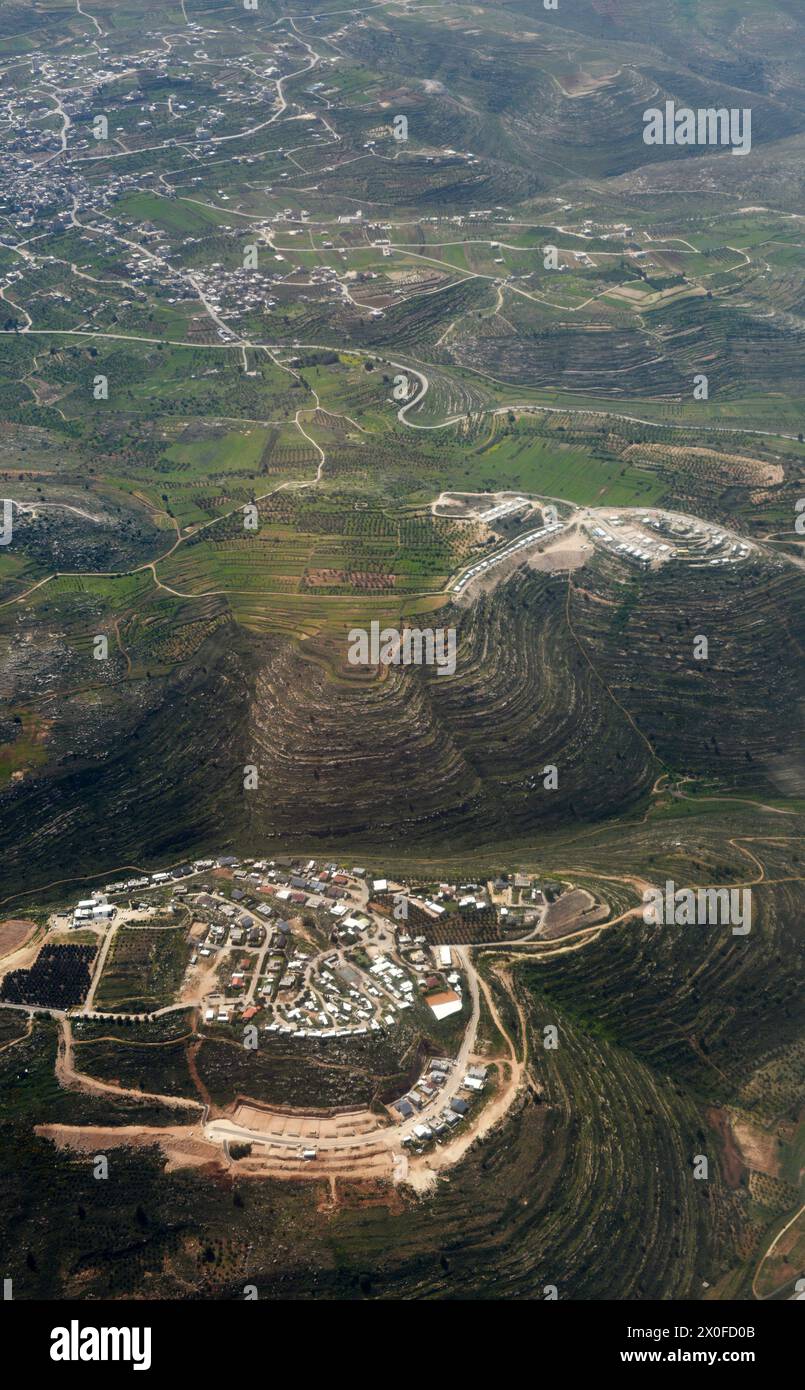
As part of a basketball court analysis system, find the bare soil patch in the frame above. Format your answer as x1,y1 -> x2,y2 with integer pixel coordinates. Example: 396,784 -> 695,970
707,1106 -> 746,1188
0,919 -> 36,958
540,889 -> 607,940
527,536 -> 592,574
36,1121 -> 222,1173
731,1116 -> 782,1177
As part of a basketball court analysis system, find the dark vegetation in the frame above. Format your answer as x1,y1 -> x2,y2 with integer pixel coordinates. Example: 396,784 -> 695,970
0,945 -> 95,1009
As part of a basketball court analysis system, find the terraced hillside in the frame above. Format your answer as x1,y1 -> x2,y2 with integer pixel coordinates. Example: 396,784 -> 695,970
0,971 -> 752,1300
2,540 -> 803,892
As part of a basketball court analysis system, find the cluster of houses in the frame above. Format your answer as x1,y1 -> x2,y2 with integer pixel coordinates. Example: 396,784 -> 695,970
195,903 -> 266,955
0,18 -> 343,320
394,1061 -> 490,1147
78,859 -> 551,946
255,936 -> 465,1039
98,855 -> 349,901
389,942 -> 465,1020
269,948 -> 388,1037
452,517 -> 565,594
263,921 -> 459,1037
589,510 -> 752,571
189,868 -> 470,1040
64,857 -> 553,1056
